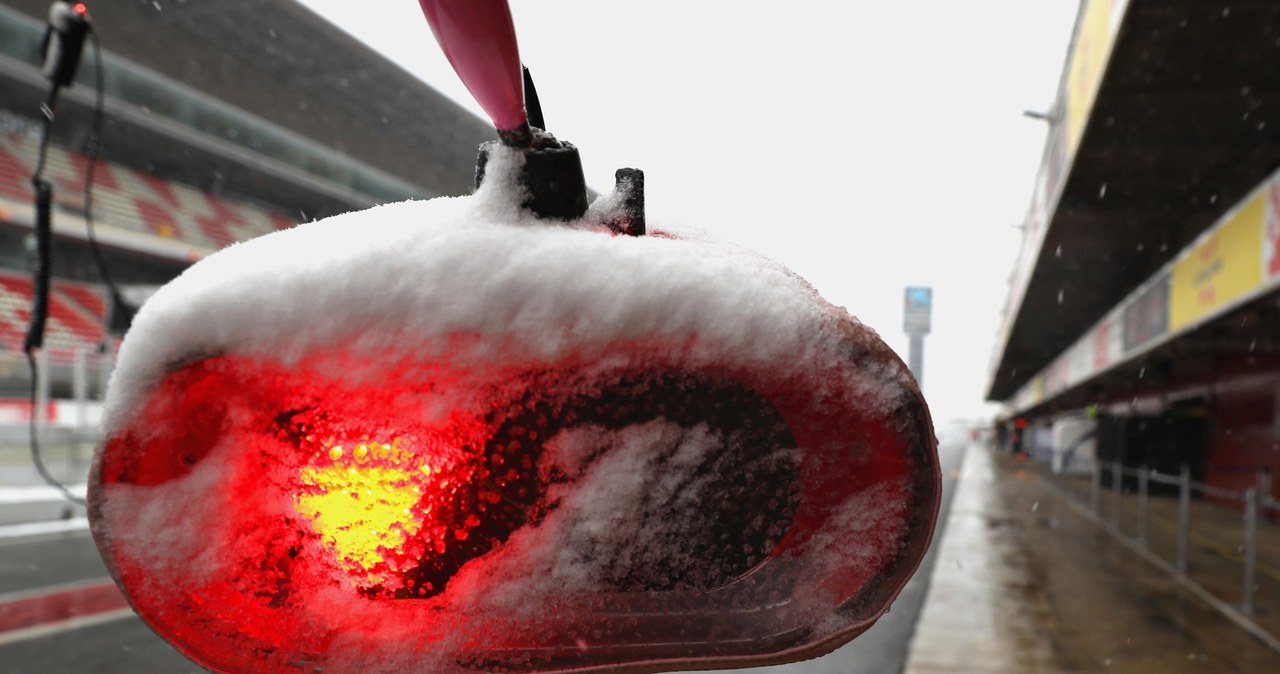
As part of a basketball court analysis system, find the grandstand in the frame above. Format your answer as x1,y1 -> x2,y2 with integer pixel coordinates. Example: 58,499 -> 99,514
0,121 -> 294,256
0,0 -> 493,397
0,267 -> 104,359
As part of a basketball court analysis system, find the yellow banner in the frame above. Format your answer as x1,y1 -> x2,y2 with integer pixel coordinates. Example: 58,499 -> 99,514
1170,192 -> 1265,330
1064,0 -> 1117,161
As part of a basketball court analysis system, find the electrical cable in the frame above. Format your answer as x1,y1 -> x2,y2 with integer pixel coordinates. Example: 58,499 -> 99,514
522,65 -> 544,131
24,112 -> 84,506
23,90 -> 66,505
25,353 -> 84,505
82,26 -> 126,331
21,4 -> 100,507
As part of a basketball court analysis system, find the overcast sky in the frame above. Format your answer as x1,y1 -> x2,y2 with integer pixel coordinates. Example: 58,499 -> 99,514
296,0 -> 1083,424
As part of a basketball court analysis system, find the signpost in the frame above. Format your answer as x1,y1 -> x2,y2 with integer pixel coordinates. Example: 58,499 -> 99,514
904,286 -> 932,387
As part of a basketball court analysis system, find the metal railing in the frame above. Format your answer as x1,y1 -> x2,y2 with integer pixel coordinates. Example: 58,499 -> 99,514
1056,460 -> 1279,620
0,346 -> 113,491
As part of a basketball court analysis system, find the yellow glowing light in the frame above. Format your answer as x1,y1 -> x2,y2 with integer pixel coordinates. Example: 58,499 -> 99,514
294,439 -> 429,585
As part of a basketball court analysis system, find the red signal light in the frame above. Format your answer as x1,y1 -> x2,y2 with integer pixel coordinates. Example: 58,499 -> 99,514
94,343 -> 937,672
89,203 -> 940,673
73,2 -> 88,15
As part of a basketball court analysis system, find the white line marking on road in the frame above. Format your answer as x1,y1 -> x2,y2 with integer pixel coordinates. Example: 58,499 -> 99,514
0,577 -> 115,604
0,485 -> 88,504
0,517 -> 90,540
0,607 -> 135,646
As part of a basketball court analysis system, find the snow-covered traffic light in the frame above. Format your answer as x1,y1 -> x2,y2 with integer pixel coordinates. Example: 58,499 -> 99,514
90,180 -> 940,673
88,2 -> 941,672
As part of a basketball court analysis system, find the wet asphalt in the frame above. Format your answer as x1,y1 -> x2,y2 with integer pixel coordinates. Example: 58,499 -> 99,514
904,446 -> 1280,673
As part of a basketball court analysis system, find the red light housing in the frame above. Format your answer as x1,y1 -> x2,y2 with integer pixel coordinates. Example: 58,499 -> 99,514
89,196 -> 940,672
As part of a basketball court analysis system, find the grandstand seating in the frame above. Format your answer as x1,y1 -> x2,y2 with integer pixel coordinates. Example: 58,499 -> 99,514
0,130 -> 295,252
0,267 -> 108,363
0,128 -> 302,365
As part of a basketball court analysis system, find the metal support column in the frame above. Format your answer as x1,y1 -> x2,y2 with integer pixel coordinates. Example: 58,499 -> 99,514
97,346 -> 114,399
1242,488 -> 1258,615
908,333 -> 924,388
1177,464 -> 1191,574
1090,459 -> 1101,514
1137,466 -> 1148,545
35,347 -> 49,448
72,346 -> 88,482
1110,462 -> 1121,528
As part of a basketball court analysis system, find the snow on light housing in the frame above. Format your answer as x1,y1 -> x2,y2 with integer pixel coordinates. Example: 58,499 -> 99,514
89,151 -> 940,674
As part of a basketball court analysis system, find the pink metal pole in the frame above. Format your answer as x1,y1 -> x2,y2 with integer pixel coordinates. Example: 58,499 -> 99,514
417,0 -> 530,146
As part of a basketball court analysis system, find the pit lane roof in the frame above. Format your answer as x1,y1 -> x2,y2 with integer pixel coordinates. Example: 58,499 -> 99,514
989,0 -> 1280,402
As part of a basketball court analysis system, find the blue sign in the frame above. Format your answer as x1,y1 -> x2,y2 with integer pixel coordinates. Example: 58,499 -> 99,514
903,287 -> 932,334
906,287 -> 932,308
